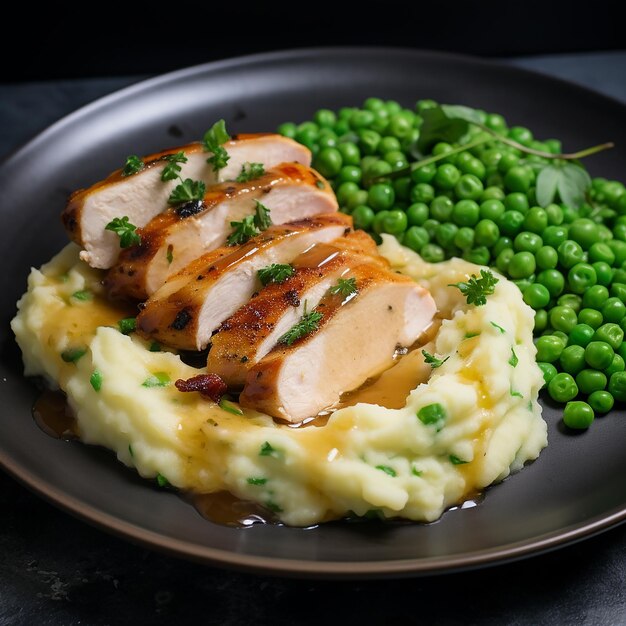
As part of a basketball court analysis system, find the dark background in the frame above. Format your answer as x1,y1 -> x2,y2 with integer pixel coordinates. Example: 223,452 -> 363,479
2,1 -> 621,82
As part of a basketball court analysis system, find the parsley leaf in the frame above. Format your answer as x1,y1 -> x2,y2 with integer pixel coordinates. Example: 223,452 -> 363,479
219,397 -> 244,415
279,304 -> 323,345
416,106 -> 475,154
202,119 -> 231,171
61,347 -> 87,363
254,200 -> 272,230
168,178 -> 206,206
236,162 -> 265,182
258,263 -> 294,286
376,465 -> 397,477
247,477 -> 267,485
71,290 -> 92,301
259,441 -> 281,458
118,317 -> 136,335
509,347 -> 519,368
160,151 -> 188,182
422,350 -> 449,368
329,277 -> 358,297
449,269 -> 498,306
90,370 -> 103,391
490,321 -> 506,334
105,216 -> 141,248
449,455 -> 468,465
166,245 -> 174,265
536,162 -> 592,209
156,473 -> 170,488
121,155 -> 144,177
227,215 -> 259,246
142,372 -> 171,388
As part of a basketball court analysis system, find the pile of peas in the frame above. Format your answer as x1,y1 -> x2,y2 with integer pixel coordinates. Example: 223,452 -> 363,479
278,98 -> 626,430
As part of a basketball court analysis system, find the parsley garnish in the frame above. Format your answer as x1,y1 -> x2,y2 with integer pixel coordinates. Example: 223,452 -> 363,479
236,162 -> 265,182
168,178 -> 206,206
202,119 -> 231,172
315,180 -> 325,189
279,303 -> 323,345
227,215 -> 259,246
259,441 -> 281,458
118,317 -> 136,335
510,388 -> 523,398
254,200 -> 272,230
121,155 -> 144,177
71,290 -> 92,301
422,349 -> 449,368
509,347 -> 519,368
376,465 -> 397,477
449,455 -> 468,465
450,269 -> 498,306
61,347 -> 87,363
156,473 -> 170,488
142,372 -> 171,388
160,151 -> 188,182
128,444 -> 134,457
417,403 -> 446,426
219,397 -> 244,415
166,245 -> 174,265
105,216 -> 141,248
258,263 -> 294,286
490,321 -> 506,334
265,500 -> 283,513
411,465 -> 423,477
90,370 -> 103,391
329,277 -> 358,297
464,332 -> 481,339
247,477 -> 267,485
149,341 -> 161,352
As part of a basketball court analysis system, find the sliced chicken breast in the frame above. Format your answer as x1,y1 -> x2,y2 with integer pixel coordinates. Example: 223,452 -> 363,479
62,134 -> 310,269
207,231 -> 385,386
104,163 -> 337,300
239,264 -> 437,422
136,213 -> 353,351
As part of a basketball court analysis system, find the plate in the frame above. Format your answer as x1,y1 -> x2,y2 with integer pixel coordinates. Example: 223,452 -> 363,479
2,48 -> 626,578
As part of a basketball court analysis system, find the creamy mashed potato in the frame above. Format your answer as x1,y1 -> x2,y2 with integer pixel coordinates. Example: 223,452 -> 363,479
11,238 -> 547,526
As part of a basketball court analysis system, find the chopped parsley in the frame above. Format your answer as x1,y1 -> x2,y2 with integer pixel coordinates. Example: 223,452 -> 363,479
219,397 -> 244,415
422,349 -> 449,368
509,347 -> 519,368
90,370 -> 103,391
279,303 -> 323,345
265,500 -> 283,513
149,341 -> 161,352
118,317 -> 136,335
259,441 -> 281,458
160,151 -> 188,182
417,403 -> 446,427
411,465 -> 423,477
246,477 -> 267,485
490,321 -> 506,334
236,162 -> 265,182
329,277 -> 358,297
254,200 -> 272,230
258,263 -> 294,286
227,215 -> 259,246
449,269 -> 498,306
121,155 -> 144,177
168,178 -> 206,206
128,444 -> 134,458
376,465 -> 397,477
105,216 -> 141,248
510,388 -> 523,398
449,455 -> 468,465
61,347 -> 87,363
315,180 -> 325,189
142,372 -> 171,388
464,331 -> 481,339
166,245 -> 174,265
71,289 -> 92,301
156,473 -> 170,488
202,119 -> 230,172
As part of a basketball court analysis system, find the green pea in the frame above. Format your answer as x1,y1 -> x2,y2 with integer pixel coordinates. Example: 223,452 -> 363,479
364,97 -> 385,112
421,243 -> 445,263
585,341 -> 615,370
435,222 -> 458,249
508,126 -> 534,145
277,122 -> 297,138
393,177 -> 411,200
454,227 -> 475,250
535,246 -> 558,270
336,182 -> 361,207
560,345 -> 586,376
576,369 -> 607,394
318,130 -> 338,149
602,297 -> 626,323
337,165 -> 362,184
473,219 -> 499,247
432,142 -> 456,163
592,326 -> 622,354
557,294 -> 582,313
563,401 -> 594,429
604,354 -> 625,377
351,205 -> 375,231
372,210 -> 390,235
612,283 -> 626,305
350,109 -> 375,130
524,207 -> 548,234
568,324 -> 595,348
588,242 -> 615,265
557,240 -> 584,269
535,335 -> 566,362
548,372 -> 578,403
493,237 -> 514,257
451,200 -> 480,227
508,251 -> 536,279
535,309 -> 549,333
337,142 -> 361,165
581,285 -> 608,310
552,330 -> 569,345
543,225 -> 568,248
609,240 -> 626,266
514,232 -> 543,253
568,219 -> 600,250
460,157 -> 486,180
384,150 -> 408,171
407,203 -> 429,226
381,210 -> 408,235
430,196 -> 454,222
549,305 -> 578,333
498,211 -> 525,237
523,284 -> 550,309
388,113 -> 413,139
538,362 -> 557,386
496,248 -> 514,273
592,262 -> 613,287
481,186 -> 505,202
505,165 -> 534,193
411,183 -> 435,204
578,308 -> 603,329
366,160 -> 393,182
346,190 -> 368,211
545,204 -> 564,226
454,174 -> 483,200
504,192 -> 529,214
314,147 -> 343,178
433,164 -> 461,190
567,263 -> 597,294
609,371 -> 626,401
588,390 -> 614,414
423,219 -> 440,239
368,183 -> 395,211
411,163 -> 437,184
464,247 -> 490,266
498,153 -> 520,174
378,136 -> 401,155
480,199 -> 505,221
404,226 -> 430,252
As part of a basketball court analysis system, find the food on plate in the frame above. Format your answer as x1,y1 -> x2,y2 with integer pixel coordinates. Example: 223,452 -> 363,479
62,130 -> 310,269
105,162 -> 337,300
12,108 -> 550,526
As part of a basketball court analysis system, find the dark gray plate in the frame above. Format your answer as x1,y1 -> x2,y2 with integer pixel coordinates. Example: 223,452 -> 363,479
1,48 -> 626,578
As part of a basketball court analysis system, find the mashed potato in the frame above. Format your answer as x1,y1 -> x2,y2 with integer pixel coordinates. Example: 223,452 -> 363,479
11,237 -> 547,526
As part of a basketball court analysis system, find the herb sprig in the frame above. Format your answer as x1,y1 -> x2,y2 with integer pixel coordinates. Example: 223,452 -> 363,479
279,302 -> 323,345
227,201 -> 273,246
105,216 -> 141,248
329,277 -> 358,297
160,151 -> 188,182
258,263 -> 294,286
449,269 -> 499,306
202,119 -> 231,172
422,350 -> 449,368
236,162 -> 265,182
168,178 -> 206,206
121,155 -> 144,177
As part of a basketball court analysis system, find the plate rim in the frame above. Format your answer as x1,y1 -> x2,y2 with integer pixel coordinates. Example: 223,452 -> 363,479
3,46 -> 626,578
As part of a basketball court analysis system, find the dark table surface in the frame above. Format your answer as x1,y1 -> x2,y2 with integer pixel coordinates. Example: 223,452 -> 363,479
2,51 -> 626,626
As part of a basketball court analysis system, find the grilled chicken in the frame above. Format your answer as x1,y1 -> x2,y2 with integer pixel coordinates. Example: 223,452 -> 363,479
104,163 -> 337,300
136,213 -> 353,351
238,263 -> 437,422
61,134 -> 310,269
206,231 -> 385,386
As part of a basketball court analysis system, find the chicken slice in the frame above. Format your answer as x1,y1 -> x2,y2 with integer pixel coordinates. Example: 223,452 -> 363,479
206,231 -> 386,387
238,264 -> 436,422
62,134 -> 310,269
104,163 -> 337,300
135,213 -> 353,351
